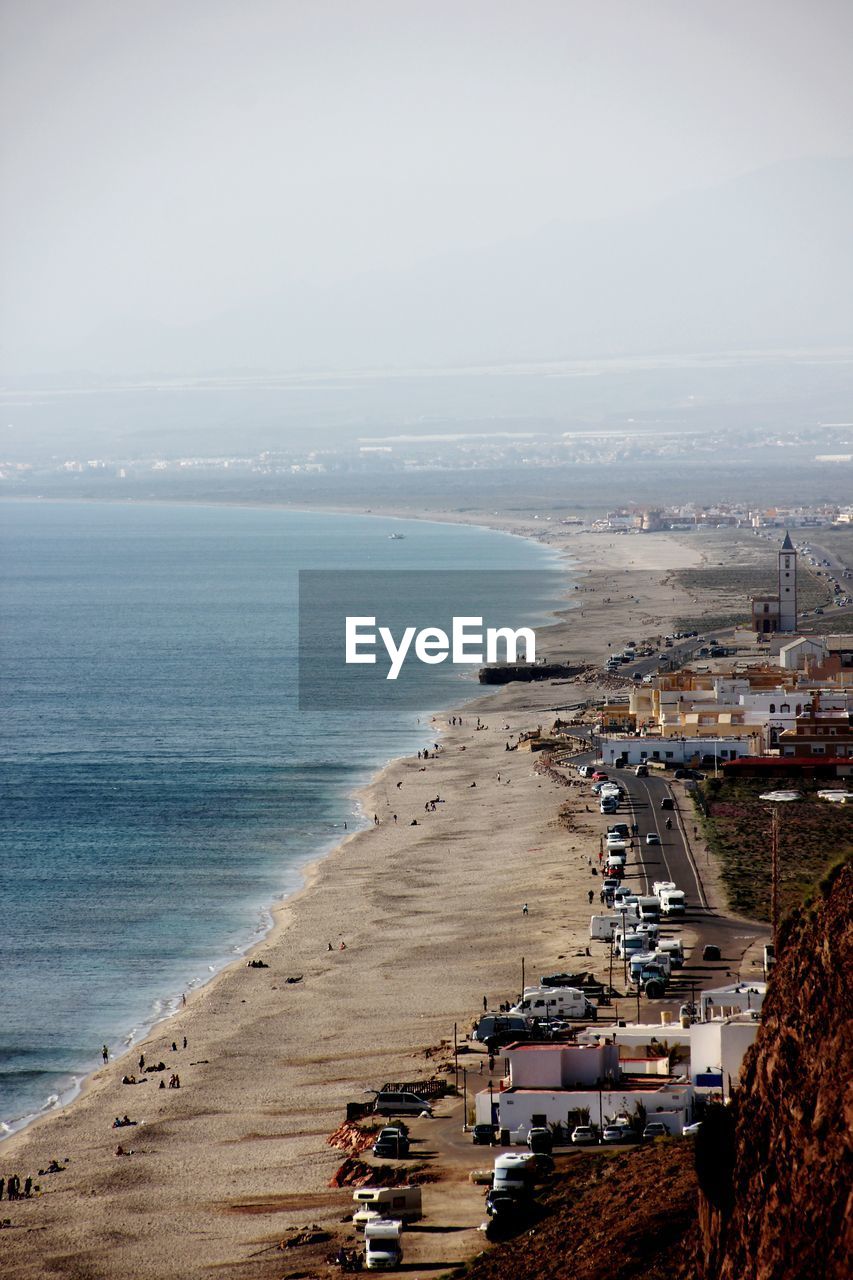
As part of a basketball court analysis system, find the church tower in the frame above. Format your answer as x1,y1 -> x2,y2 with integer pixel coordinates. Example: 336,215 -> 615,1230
778,531 -> 797,632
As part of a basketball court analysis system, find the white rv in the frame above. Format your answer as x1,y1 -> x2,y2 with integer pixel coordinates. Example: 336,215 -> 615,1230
353,1186 -> 422,1230
659,888 -> 687,915
509,986 -> 597,1021
589,913 -> 636,941
493,1152 -> 537,1193
364,1219 -> 403,1270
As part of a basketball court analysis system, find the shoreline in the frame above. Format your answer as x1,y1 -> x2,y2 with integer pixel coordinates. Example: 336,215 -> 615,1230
1,504 -> 572,1143
0,510 -> 709,1280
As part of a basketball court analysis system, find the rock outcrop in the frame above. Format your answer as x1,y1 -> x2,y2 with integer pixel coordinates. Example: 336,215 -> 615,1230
694,858 -> 853,1280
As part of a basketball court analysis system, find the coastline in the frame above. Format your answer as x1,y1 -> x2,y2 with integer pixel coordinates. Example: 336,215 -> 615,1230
0,501 -> 568,1142
0,510 -> 708,1280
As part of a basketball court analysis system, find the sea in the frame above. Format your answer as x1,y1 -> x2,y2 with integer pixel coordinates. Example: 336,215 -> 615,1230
0,500 -> 564,1135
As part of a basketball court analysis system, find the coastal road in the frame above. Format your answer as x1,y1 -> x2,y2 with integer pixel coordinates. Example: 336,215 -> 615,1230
566,744 -> 769,1008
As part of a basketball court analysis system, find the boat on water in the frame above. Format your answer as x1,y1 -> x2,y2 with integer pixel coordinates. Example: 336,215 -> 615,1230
388,532 -> 406,540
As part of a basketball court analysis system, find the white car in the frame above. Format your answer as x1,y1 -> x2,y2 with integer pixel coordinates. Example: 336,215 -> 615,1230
682,1121 -> 703,1136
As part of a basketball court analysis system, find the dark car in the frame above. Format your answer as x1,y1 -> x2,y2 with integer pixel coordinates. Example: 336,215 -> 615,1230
372,1125 -> 410,1158
660,796 -> 675,810
471,1123 -> 498,1146
702,944 -> 722,961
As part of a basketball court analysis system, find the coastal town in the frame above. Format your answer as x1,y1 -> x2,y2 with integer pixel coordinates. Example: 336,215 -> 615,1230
2,521 -> 849,1279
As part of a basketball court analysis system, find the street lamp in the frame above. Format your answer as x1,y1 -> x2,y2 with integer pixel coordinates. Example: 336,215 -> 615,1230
760,790 -> 803,944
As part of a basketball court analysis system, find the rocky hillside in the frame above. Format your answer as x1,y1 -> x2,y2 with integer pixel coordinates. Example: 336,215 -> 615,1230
694,857 -> 853,1280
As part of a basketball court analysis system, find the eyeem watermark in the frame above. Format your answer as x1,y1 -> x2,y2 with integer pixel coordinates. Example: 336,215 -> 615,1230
298,569 -> 559,710
346,616 -> 536,680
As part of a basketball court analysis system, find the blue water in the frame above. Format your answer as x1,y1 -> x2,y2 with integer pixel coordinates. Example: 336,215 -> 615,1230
0,500 -> 562,1133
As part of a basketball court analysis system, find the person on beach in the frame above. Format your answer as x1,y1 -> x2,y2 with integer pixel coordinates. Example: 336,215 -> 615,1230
339,940 -> 347,950
138,1053 -> 145,1070
102,1044 -> 109,1063
327,941 -> 333,951
171,1041 -> 178,1053
522,903 -> 529,916
23,1177 -> 32,1198
183,1036 -> 187,1049
373,813 -> 379,825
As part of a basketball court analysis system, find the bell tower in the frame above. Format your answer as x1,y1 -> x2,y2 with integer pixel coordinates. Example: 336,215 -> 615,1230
778,531 -> 797,632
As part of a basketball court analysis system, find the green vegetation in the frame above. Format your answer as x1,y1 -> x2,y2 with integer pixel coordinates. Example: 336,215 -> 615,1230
694,776 -> 853,921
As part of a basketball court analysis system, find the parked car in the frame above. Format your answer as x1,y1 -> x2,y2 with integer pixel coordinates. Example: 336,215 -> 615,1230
374,1090 -> 432,1116
642,1122 -> 669,1140
702,944 -> 722,961
602,1124 -> 635,1144
471,1123 -> 498,1146
634,764 -> 648,776
372,1125 -> 410,1158
571,1125 -> 598,1146
527,1127 -> 553,1154
683,1121 -> 703,1136
646,832 -> 661,845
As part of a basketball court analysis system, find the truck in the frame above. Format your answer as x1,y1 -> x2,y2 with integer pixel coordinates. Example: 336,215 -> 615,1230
509,986 -> 597,1021
352,1186 -> 422,1230
472,1014 -> 528,1044
659,888 -> 687,916
364,1218 -> 403,1270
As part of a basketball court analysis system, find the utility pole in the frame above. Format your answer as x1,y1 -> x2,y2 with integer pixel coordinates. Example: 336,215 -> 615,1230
462,1067 -> 468,1132
521,955 -> 525,996
453,1022 -> 458,1094
771,806 -> 780,944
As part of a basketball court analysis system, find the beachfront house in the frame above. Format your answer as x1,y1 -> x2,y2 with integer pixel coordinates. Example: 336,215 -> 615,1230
473,1041 -> 695,1138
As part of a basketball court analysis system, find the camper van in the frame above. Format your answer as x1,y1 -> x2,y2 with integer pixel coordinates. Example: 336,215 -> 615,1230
652,880 -> 677,898
352,1186 -> 422,1230
493,1152 -> 537,1195
629,951 -> 673,983
605,833 -> 628,850
509,986 -> 597,1021
589,913 -> 636,941
658,938 -> 684,967
613,932 -> 647,959
636,895 -> 661,922
364,1218 -> 403,1270
659,888 -> 687,916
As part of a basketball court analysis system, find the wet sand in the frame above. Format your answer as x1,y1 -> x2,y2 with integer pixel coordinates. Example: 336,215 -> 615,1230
0,528 -> 704,1279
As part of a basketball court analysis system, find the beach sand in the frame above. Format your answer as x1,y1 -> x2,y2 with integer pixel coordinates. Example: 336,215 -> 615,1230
0,528 -> 713,1279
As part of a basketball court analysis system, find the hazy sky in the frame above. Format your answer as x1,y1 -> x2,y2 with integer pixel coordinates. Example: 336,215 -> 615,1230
2,0 -> 852,374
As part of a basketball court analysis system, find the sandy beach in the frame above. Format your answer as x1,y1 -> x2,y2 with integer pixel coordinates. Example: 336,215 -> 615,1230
1,527 -> 716,1279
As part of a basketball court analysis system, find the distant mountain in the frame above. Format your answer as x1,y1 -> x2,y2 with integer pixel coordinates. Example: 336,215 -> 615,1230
17,155 -> 853,376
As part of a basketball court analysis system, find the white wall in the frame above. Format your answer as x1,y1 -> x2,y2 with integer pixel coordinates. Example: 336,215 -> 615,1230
476,1085 -> 694,1135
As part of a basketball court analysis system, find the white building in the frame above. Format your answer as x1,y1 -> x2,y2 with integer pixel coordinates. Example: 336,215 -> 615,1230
779,636 -> 828,671
599,735 -> 756,766
474,1041 -> 695,1137
690,1017 -> 760,1098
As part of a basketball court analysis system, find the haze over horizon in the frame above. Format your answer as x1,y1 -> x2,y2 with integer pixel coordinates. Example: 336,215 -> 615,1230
2,1 -> 853,384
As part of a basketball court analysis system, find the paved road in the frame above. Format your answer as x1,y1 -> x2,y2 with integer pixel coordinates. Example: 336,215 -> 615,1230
567,745 -> 770,1012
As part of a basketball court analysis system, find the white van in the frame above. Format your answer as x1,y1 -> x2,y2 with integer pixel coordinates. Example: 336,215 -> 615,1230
652,880 -> 677,897
493,1152 -> 537,1193
659,888 -> 686,915
636,895 -> 661,922
509,986 -> 597,1021
364,1219 -> 403,1270
658,938 -> 684,967
353,1186 -> 422,1230
613,932 -> 647,959
629,951 -> 672,983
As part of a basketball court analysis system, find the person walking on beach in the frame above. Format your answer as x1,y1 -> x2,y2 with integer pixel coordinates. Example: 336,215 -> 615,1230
522,902 -> 529,916
373,813 -> 379,825
102,1044 -> 109,1063
183,1036 -> 187,1049
139,1053 -> 145,1070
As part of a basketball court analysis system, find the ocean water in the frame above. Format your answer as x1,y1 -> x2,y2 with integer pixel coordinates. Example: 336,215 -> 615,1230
0,500 -> 562,1134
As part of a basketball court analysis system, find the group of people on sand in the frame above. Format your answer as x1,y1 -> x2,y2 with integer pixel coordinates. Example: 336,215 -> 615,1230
0,1174 -> 33,1200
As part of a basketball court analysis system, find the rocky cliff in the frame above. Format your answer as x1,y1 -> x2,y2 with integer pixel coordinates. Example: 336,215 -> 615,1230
694,857 -> 853,1280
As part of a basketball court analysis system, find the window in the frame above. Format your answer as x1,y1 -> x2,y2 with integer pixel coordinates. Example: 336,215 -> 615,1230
781,704 -> 790,713
769,704 -> 776,713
